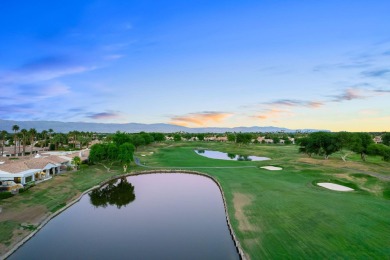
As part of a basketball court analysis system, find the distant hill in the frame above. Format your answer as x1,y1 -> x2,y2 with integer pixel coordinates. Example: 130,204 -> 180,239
0,119 -> 327,133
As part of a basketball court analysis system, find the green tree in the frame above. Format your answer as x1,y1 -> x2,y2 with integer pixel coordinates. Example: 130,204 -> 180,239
52,133 -> 67,150
182,133 -> 192,140
141,132 -> 154,145
152,133 -> 165,142
132,134 -> 146,148
272,136 -> 281,144
283,137 -> 292,145
335,131 -> 354,161
40,130 -> 48,148
12,124 -> 19,155
68,130 -> 80,149
72,156 -> 82,170
297,137 -> 315,157
48,128 -> 54,148
118,143 -> 135,164
382,133 -> 390,146
89,144 -> 107,163
236,133 -> 252,145
350,133 -> 374,161
112,131 -> 132,146
298,132 -> 340,159
106,143 -> 118,161
20,129 -> 28,156
29,128 -> 37,155
0,130 -> 7,156
196,133 -> 205,141
227,133 -> 236,142
173,134 -> 181,142
367,143 -> 390,162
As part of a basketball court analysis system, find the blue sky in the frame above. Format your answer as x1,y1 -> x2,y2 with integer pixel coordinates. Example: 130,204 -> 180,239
1,0 -> 390,131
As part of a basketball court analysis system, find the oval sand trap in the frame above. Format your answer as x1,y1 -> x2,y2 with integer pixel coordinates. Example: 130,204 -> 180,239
317,183 -> 353,191
260,166 -> 282,171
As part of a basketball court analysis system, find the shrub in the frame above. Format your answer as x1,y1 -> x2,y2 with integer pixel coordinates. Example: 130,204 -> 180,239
19,182 -> 35,194
0,192 -> 14,200
79,164 -> 89,171
383,189 -> 390,199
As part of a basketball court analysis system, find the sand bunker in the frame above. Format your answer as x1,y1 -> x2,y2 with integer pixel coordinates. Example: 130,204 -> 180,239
317,183 -> 353,191
260,166 -> 282,171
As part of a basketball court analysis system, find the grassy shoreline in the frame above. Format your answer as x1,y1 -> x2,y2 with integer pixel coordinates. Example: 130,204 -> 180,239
0,164 -> 127,257
1,141 -> 389,259
137,142 -> 390,259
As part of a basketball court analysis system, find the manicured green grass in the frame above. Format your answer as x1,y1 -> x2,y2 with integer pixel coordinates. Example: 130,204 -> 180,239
1,142 -> 389,259
137,142 -> 390,259
0,164 -> 129,248
0,221 -> 19,246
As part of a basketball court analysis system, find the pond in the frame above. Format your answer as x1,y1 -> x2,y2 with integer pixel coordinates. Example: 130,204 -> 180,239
195,149 -> 270,161
9,174 -> 239,260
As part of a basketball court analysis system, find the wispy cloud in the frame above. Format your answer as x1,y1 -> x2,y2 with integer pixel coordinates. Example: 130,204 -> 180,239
18,83 -> 70,99
0,81 -> 73,121
331,88 -> 367,102
382,50 -> 390,56
252,109 -> 293,120
103,54 -> 124,60
373,88 -> 390,93
0,82 -> 71,107
361,68 -> 390,78
170,111 -> 232,127
0,55 -> 96,85
265,99 -> 324,108
313,62 -> 371,72
86,112 -> 121,120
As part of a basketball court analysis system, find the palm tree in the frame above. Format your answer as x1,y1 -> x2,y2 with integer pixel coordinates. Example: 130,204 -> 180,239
12,125 -> 19,155
1,130 -> 7,156
68,130 -> 79,149
72,156 -> 81,170
20,129 -> 28,156
40,130 -> 48,149
48,128 -> 54,149
52,133 -> 66,150
29,128 -> 37,155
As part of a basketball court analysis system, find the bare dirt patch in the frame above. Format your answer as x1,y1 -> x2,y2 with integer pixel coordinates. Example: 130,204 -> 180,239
298,157 -> 389,180
233,192 -> 261,258
233,193 -> 257,232
0,205 -> 48,224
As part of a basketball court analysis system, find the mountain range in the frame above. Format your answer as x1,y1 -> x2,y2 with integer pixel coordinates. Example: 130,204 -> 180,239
0,119 -> 327,133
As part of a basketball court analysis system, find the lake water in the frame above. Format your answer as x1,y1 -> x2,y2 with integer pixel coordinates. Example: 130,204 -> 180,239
195,149 -> 270,161
9,174 -> 239,260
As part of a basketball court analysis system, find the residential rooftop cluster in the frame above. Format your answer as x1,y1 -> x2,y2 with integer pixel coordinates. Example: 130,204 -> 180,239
0,150 -> 89,186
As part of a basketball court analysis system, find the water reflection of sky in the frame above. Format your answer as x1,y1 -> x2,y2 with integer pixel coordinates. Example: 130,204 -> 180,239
9,174 -> 239,260
195,150 -> 270,161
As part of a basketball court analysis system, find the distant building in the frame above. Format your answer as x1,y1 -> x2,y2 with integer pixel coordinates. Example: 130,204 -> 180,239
216,136 -> 228,142
373,136 -> 382,144
204,136 -> 216,141
0,149 -> 89,185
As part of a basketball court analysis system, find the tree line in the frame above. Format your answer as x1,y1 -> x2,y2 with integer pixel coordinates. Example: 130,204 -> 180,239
0,125 -> 97,155
297,132 -> 390,161
88,132 -> 164,169
168,132 -> 295,144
